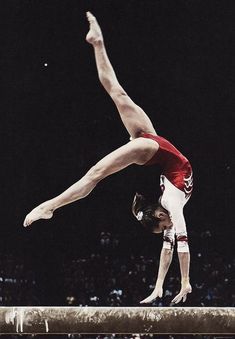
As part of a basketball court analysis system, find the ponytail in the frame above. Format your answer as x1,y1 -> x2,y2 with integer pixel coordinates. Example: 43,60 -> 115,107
132,193 -> 161,232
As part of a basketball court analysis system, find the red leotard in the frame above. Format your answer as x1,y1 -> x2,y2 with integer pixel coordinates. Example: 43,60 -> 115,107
140,133 -> 193,194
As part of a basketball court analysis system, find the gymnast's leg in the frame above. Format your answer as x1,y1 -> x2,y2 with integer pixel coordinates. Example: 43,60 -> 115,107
23,12 -> 159,227
86,12 -> 157,139
23,138 -> 158,227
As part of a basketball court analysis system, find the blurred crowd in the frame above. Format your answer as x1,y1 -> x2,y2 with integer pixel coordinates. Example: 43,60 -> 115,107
62,230 -> 234,307
0,228 -> 234,339
0,229 -> 234,307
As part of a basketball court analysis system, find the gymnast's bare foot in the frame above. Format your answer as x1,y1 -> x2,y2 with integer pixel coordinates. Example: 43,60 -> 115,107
86,11 -> 103,45
23,203 -> 54,227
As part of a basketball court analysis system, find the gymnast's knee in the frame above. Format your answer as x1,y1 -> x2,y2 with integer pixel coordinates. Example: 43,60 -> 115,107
110,85 -> 127,99
86,165 -> 106,184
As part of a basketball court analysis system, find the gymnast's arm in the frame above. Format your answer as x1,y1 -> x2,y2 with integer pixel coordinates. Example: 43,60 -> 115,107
140,229 -> 175,304
168,207 -> 192,304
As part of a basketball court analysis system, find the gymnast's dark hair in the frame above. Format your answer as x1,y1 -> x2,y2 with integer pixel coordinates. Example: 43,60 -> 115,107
132,193 -> 161,232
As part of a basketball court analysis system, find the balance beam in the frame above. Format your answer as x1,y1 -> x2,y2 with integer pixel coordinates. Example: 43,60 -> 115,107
1,307 -> 234,334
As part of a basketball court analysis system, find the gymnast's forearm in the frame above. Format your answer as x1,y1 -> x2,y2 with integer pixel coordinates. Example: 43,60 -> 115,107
178,251 -> 190,284
156,248 -> 173,286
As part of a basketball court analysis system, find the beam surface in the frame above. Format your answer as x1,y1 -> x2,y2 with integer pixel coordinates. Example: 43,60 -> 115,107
0,307 -> 234,334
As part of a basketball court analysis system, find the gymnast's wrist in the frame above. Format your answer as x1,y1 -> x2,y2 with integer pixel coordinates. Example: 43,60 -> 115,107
156,278 -> 164,287
181,277 -> 190,286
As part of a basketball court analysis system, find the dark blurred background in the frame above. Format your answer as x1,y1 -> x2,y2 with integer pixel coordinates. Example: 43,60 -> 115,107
0,0 -> 234,311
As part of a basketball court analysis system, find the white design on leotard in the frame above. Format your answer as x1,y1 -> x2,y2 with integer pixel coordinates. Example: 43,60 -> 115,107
184,172 -> 193,195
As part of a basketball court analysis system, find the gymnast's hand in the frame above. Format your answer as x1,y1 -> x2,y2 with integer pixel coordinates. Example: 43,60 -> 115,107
171,281 -> 192,304
140,283 -> 163,304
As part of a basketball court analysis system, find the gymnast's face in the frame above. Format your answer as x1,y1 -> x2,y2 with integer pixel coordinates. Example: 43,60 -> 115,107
152,206 -> 173,234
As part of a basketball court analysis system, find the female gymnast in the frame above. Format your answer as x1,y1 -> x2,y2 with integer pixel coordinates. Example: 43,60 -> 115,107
24,12 -> 193,304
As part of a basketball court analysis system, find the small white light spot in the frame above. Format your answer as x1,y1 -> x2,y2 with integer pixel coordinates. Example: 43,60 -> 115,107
44,63 -> 48,67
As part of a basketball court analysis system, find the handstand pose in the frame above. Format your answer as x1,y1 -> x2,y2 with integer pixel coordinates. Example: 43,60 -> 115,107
24,12 -> 193,304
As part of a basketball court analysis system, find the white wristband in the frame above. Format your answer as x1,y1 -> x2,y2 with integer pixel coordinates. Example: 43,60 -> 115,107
163,241 -> 173,250
177,241 -> 189,253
